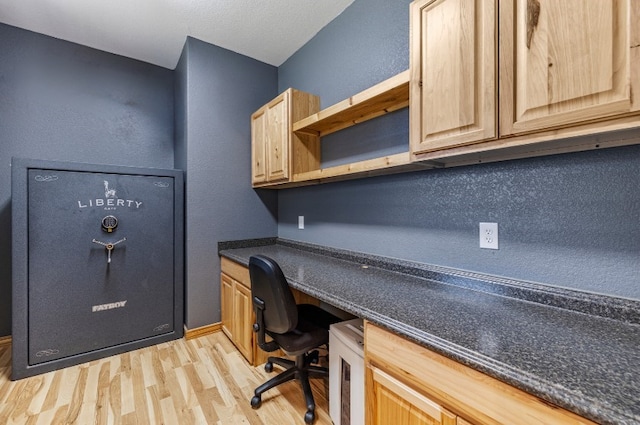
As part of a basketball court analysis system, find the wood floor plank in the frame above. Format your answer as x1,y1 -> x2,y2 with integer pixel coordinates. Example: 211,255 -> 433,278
48,404 -> 69,425
139,350 -> 156,389
14,375 -> 47,423
0,372 -> 11,406
151,347 -> 171,401
26,372 -> 52,416
40,369 -> 62,412
82,361 -> 101,405
108,372 -> 122,422
145,384 -> 164,425
164,363 -> 196,424
94,362 -> 110,425
119,352 -> 135,416
130,351 -> 151,425
56,366 -> 80,410
65,366 -> 88,424
0,331 -> 331,424
33,406 -> 56,425
183,365 -> 220,423
192,357 -> 216,390
159,394 -> 179,424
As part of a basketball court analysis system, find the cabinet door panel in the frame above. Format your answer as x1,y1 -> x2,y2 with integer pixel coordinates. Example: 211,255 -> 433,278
251,108 -> 267,184
266,94 -> 290,182
220,273 -> 234,340
375,385 -> 425,425
370,367 -> 457,425
500,0 -> 632,135
234,282 -> 254,362
411,0 -> 496,155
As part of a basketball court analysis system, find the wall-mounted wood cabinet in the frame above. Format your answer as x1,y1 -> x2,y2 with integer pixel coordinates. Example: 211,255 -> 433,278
499,0 -> 638,136
365,322 -> 597,425
410,0 -> 640,162
251,89 -> 320,187
251,1 -> 640,188
410,0 -> 497,156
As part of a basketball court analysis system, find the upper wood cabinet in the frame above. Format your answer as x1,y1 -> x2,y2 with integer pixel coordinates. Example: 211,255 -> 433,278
250,1 -> 640,185
499,0 -> 639,135
410,0 -> 640,162
410,0 -> 497,157
251,108 -> 268,184
251,89 -> 320,187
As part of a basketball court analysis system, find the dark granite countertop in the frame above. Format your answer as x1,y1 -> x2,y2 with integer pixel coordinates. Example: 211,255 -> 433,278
219,239 -> 640,425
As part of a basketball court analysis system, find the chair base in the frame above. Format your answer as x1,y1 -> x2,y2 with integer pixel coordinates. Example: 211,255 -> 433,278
251,350 -> 327,424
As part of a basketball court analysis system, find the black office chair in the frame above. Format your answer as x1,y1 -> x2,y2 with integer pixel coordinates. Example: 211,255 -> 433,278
248,255 -> 339,424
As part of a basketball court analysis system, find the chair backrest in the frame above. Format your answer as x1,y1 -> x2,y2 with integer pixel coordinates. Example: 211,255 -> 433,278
249,255 -> 298,334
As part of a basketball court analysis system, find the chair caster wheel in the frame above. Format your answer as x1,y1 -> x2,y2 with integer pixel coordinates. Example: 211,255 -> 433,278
308,350 -> 319,365
251,395 -> 262,409
304,410 -> 315,424
264,362 -> 273,373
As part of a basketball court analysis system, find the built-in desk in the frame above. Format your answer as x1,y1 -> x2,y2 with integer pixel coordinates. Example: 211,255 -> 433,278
219,238 -> 640,425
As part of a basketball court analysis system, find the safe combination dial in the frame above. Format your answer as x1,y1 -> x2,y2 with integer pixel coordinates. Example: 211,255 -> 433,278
101,215 -> 118,233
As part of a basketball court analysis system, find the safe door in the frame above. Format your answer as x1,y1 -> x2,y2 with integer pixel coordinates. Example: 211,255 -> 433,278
12,159 -> 184,379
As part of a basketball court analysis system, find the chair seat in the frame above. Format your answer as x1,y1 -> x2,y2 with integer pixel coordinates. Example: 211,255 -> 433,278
268,304 -> 340,356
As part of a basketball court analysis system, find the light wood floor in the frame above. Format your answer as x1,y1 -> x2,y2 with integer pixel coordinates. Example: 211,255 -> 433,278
0,332 -> 332,424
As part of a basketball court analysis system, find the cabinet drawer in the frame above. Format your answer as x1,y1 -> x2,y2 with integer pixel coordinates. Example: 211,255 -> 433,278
221,257 -> 250,287
370,365 -> 457,425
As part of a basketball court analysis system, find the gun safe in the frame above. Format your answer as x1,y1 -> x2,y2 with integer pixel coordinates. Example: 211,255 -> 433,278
11,158 -> 184,379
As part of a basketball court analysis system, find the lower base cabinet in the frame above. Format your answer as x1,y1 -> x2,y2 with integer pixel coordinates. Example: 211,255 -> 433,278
220,257 -> 321,366
365,322 -> 596,425
220,258 -> 254,363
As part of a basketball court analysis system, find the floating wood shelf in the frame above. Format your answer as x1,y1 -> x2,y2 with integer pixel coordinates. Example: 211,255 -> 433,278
290,152 -> 438,186
293,70 -> 410,138
253,70 -> 419,189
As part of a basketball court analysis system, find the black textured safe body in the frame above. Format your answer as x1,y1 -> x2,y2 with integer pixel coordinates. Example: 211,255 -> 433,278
11,158 -> 184,379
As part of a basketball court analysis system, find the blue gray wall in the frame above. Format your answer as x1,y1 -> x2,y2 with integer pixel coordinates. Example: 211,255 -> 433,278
277,0 -> 640,300
0,23 -> 175,336
175,37 -> 278,329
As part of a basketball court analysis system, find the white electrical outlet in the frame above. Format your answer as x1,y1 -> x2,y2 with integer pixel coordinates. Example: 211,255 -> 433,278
298,216 -> 304,229
479,222 -> 499,249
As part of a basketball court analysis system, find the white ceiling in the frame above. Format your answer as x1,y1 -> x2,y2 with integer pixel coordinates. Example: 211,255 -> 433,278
0,0 -> 355,69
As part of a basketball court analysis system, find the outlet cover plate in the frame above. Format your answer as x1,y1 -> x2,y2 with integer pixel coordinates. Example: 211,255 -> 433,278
479,222 -> 499,249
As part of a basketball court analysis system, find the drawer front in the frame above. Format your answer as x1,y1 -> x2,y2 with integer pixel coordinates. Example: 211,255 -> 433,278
221,257 -> 250,288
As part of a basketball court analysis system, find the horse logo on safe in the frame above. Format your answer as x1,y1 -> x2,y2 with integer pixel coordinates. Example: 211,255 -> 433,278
104,180 -> 116,198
